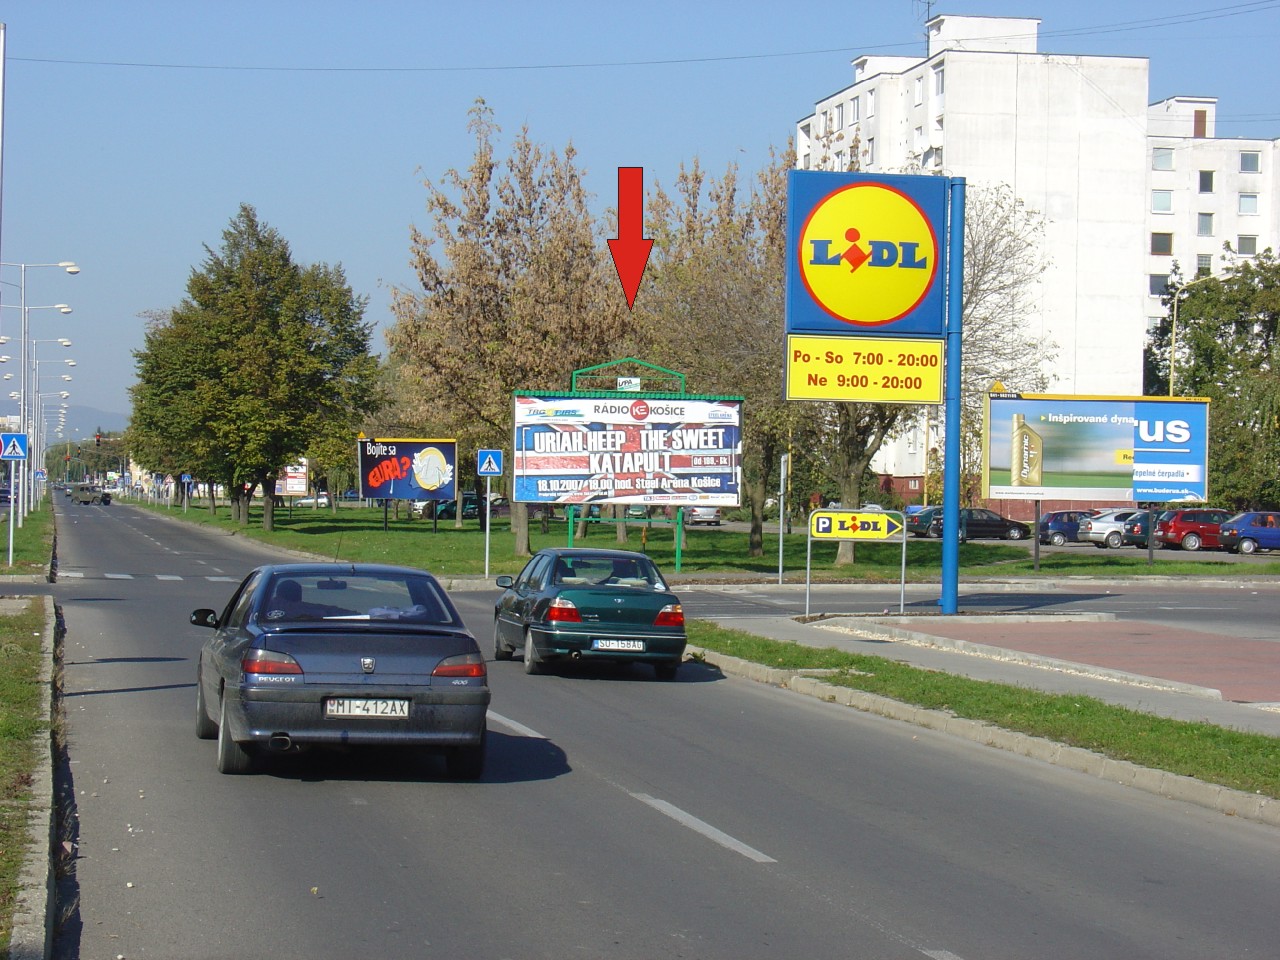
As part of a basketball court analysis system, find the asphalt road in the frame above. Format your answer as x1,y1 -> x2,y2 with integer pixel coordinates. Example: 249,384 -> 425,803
46,501 -> 1280,959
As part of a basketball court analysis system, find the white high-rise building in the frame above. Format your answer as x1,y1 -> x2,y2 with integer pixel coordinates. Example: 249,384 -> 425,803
795,14 -> 1278,494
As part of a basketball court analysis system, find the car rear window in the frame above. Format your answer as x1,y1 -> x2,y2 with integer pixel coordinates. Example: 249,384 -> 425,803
552,555 -> 665,589
261,573 -> 459,625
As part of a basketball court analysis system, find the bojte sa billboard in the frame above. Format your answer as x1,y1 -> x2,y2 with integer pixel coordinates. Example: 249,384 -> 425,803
984,393 -> 1211,503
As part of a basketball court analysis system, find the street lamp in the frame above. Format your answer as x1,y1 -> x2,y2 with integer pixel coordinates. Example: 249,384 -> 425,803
1168,272 -> 1217,397
0,261 -> 79,525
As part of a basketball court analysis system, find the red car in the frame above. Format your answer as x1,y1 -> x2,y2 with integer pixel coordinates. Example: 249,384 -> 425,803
1152,508 -> 1233,551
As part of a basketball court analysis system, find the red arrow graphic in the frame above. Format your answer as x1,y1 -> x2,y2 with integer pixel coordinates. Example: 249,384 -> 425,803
607,166 -> 653,311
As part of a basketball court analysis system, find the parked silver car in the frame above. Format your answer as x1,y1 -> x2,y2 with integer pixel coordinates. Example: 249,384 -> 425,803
1081,508 -> 1140,549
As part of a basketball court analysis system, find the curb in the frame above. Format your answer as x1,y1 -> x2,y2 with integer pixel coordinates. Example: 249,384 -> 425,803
7,596 -> 56,960
685,644 -> 1280,829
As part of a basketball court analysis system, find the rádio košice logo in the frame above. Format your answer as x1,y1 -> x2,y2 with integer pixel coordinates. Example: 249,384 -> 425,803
798,181 -> 939,326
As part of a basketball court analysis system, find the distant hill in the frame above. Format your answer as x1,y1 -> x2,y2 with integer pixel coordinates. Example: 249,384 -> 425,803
59,406 -> 129,442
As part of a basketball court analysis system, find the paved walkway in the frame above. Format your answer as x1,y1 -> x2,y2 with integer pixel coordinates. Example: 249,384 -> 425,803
714,611 -> 1280,737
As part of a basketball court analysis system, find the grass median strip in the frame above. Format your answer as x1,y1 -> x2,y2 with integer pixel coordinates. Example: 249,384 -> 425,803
686,620 -> 1280,800
0,598 -> 50,952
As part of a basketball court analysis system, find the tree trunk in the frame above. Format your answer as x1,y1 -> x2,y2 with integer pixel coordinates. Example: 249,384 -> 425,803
747,473 -> 767,557
513,501 -> 531,557
615,504 -> 628,544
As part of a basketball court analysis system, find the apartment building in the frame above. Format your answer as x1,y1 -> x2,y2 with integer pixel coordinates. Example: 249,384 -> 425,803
795,14 -> 1278,498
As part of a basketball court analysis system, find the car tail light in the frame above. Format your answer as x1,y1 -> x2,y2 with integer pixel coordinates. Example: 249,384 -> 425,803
546,597 -> 582,622
433,652 -> 487,678
243,649 -> 302,675
654,603 -> 684,627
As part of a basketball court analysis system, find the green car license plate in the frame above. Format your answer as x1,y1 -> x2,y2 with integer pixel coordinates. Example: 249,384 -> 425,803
591,639 -> 645,651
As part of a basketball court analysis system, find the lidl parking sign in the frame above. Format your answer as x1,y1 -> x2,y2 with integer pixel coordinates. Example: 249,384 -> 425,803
785,171 -> 948,338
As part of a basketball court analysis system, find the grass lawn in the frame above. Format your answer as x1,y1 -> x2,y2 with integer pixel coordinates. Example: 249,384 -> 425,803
687,620 -> 1280,799
127,498 -> 1280,580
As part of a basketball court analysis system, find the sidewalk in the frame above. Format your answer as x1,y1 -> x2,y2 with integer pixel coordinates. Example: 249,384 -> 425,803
711,611 -> 1280,737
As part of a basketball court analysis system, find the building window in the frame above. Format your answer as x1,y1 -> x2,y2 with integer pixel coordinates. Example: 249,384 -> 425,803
1151,190 -> 1173,213
1199,170 -> 1214,193
1196,254 -> 1213,275
1150,232 -> 1173,256
1237,235 -> 1258,256
867,88 -> 876,117
933,66 -> 944,95
1197,213 -> 1213,237
866,137 -> 876,165
1193,109 -> 1207,138
1149,274 -> 1169,296
834,103 -> 844,130
1147,316 -> 1164,331
1239,193 -> 1259,214
850,97 -> 860,123
914,126 -> 925,151
1240,151 -> 1261,173
1152,147 -> 1174,170
801,153 -> 811,170
915,76 -> 924,105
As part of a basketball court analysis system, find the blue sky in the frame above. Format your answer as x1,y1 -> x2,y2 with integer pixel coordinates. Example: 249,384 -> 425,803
2,0 -> 1278,436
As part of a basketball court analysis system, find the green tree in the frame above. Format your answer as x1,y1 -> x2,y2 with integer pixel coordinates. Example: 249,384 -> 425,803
1174,247 -> 1280,508
387,100 -> 634,552
130,204 -> 381,529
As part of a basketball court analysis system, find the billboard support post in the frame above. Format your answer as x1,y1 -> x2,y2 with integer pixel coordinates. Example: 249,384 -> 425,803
940,178 -> 966,615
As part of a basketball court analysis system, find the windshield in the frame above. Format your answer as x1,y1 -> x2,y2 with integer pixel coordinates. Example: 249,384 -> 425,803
260,572 -> 460,625
551,555 -> 667,590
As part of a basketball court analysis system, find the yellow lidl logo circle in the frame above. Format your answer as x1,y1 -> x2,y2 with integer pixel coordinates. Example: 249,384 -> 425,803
798,182 -> 939,326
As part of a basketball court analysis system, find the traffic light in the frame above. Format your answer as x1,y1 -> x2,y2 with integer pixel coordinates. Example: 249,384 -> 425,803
65,455 -> 70,462
95,433 -> 101,447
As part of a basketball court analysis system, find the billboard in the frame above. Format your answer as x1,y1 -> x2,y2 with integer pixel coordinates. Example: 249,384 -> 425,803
357,438 -> 457,501
274,459 -> 309,497
785,171 -> 948,338
513,395 -> 741,505
983,393 -> 1211,503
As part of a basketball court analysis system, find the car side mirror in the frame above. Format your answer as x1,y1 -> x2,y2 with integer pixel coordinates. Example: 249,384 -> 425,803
495,576 -> 514,588
190,609 -> 219,628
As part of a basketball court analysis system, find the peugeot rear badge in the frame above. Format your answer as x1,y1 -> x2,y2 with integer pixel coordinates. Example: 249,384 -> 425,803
361,657 -> 376,673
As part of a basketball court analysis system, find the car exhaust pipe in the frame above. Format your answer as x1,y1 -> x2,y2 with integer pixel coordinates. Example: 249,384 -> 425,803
269,734 -> 292,751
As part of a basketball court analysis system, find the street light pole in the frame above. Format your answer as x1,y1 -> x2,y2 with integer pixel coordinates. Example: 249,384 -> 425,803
1168,272 -> 1215,397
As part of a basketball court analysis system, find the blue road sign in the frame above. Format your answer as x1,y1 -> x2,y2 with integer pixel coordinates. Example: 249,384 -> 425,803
477,449 -> 504,477
0,434 -> 29,461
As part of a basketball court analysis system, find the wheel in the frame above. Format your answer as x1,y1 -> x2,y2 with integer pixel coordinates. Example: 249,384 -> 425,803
1239,538 -> 1258,555
523,631 -> 543,676
653,662 -> 679,681
493,620 -> 514,661
445,731 -> 486,780
1105,531 -> 1122,549
216,695 -> 255,775
927,526 -> 942,539
1006,526 -> 1026,541
1181,532 -> 1201,551
195,667 -> 217,740
1050,532 -> 1066,546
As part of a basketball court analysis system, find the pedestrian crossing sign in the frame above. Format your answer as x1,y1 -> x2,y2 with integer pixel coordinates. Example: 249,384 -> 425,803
0,433 -> 29,461
477,449 -> 503,476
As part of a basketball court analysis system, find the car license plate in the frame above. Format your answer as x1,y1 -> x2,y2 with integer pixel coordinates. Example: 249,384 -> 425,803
325,698 -> 410,718
592,639 -> 645,651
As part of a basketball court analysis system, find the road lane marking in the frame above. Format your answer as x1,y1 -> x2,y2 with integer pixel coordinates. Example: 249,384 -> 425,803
629,792 -> 776,863
156,575 -> 182,581
487,710 -> 547,740
104,573 -> 134,580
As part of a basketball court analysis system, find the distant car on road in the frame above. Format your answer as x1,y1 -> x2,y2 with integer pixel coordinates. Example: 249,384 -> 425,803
686,506 -> 722,526
911,507 -> 1029,541
293,492 -> 331,508
1081,508 -> 1141,549
1038,510 -> 1094,546
1218,511 -> 1280,554
190,562 -> 488,777
1153,507 -> 1233,551
494,548 -> 686,680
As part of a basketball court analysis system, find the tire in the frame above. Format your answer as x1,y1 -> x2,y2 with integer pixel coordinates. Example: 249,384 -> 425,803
1181,532 -> 1201,551
1006,526 -> 1026,541
523,631 -> 543,676
1050,532 -> 1066,547
216,695 -> 255,775
445,731 -> 486,780
1239,538 -> 1259,555
493,620 -> 514,661
927,526 -> 942,539
653,662 -> 679,681
195,667 -> 217,740
1105,531 -> 1122,549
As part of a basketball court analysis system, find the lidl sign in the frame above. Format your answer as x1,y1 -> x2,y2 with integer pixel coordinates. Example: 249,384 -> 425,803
809,509 -> 903,541
786,171 -> 947,338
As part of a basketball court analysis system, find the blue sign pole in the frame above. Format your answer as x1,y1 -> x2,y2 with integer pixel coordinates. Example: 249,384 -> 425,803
940,179 -> 966,614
